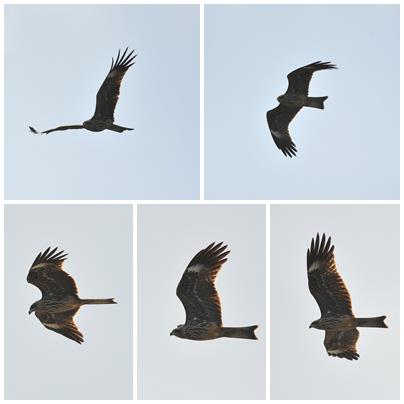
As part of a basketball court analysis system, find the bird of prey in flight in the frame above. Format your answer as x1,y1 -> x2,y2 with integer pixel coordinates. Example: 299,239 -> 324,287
170,242 -> 258,341
32,48 -> 136,135
27,247 -> 117,344
307,233 -> 387,360
267,61 -> 337,157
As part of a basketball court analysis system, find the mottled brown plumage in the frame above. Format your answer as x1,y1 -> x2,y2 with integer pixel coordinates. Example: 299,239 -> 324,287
171,242 -> 258,341
307,234 -> 387,360
36,48 -> 136,135
267,61 -> 337,157
27,247 -> 116,344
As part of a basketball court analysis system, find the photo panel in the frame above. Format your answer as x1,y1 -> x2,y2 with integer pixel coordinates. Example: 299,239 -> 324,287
270,204 -> 399,399
5,4 -> 200,200
137,204 -> 266,399
205,4 -> 399,200
4,204 -> 133,399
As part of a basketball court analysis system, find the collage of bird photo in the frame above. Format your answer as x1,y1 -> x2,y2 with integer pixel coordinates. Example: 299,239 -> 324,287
2,2 -> 401,402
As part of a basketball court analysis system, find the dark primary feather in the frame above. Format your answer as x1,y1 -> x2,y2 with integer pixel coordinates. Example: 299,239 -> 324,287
324,329 -> 360,360
36,309 -> 84,344
266,105 -> 300,157
307,234 -> 353,316
92,47 -> 137,121
29,126 -> 38,134
286,61 -> 337,96
41,125 -> 84,135
176,242 -> 230,326
27,247 -> 78,299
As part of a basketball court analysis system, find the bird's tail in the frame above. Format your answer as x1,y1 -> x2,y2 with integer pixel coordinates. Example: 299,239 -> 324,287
356,316 -> 387,328
109,124 -> 133,133
222,325 -> 258,340
80,298 -> 117,305
306,96 -> 328,109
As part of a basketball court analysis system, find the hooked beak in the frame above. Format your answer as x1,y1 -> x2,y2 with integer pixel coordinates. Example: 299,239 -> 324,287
170,331 -> 173,336
309,324 -> 312,329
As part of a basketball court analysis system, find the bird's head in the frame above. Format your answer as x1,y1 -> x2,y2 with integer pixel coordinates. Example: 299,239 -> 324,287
170,325 -> 184,338
309,319 -> 321,329
277,94 -> 285,103
29,301 -> 40,315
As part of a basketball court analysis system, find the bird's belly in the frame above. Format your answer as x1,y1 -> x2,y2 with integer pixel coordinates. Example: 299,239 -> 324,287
321,315 -> 355,330
280,94 -> 306,108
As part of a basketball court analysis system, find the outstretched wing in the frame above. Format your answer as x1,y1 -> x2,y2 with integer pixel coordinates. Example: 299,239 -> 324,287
286,61 -> 337,96
91,48 -> 137,121
266,105 -> 301,157
41,125 -> 84,135
307,233 -> 353,316
27,247 -> 78,299
35,309 -> 84,344
324,329 -> 360,360
176,242 -> 230,326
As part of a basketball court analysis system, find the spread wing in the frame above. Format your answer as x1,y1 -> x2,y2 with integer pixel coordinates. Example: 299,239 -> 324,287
286,61 -> 337,96
266,105 -> 301,157
176,242 -> 230,325
27,247 -> 78,299
324,329 -> 360,360
307,233 -> 353,316
41,125 -> 84,135
35,309 -> 84,344
91,47 -> 137,121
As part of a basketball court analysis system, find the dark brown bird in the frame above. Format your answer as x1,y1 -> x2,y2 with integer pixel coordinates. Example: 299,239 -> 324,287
267,61 -> 337,157
170,242 -> 258,341
307,233 -> 387,360
38,48 -> 136,135
27,247 -> 116,344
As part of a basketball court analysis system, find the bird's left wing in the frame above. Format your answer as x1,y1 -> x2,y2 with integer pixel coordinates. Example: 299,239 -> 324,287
36,309 -> 84,344
27,247 -> 78,299
176,242 -> 230,326
91,48 -> 137,121
324,329 -> 360,360
307,233 -> 353,316
286,61 -> 337,96
267,105 -> 300,157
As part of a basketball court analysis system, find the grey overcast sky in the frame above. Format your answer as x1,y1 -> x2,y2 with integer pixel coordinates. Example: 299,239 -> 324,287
205,5 -> 399,200
5,205 -> 133,399
5,5 -> 199,200
138,204 -> 266,399
270,204 -> 399,400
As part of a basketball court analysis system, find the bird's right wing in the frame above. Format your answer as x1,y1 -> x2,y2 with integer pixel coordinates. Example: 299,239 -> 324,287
91,48 -> 136,121
266,105 -> 300,157
41,125 -> 84,134
36,309 -> 84,344
307,233 -> 353,316
27,247 -> 78,299
324,329 -> 360,360
176,242 -> 230,326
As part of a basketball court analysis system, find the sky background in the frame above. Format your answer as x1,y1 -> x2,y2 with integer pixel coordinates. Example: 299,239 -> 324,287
137,204 -> 266,399
4,205 -> 133,399
205,5 -> 399,200
5,5 -> 199,200
270,204 -> 400,400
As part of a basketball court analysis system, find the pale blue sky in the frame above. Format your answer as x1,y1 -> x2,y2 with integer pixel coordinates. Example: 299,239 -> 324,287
5,5 -> 199,200
205,5 -> 399,200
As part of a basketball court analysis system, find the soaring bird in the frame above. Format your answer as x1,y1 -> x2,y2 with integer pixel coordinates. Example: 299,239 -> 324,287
170,242 -> 258,341
307,233 -> 387,360
27,247 -> 117,344
34,48 -> 136,135
267,61 -> 337,157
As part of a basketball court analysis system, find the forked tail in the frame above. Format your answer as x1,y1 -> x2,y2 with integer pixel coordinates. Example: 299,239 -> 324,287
356,316 -> 387,328
109,124 -> 133,133
306,96 -> 328,109
222,325 -> 258,340
80,298 -> 117,305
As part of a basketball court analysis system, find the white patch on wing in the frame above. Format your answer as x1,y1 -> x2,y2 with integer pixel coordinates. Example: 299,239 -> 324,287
187,264 -> 205,273
271,129 -> 284,139
308,260 -> 321,272
31,263 -> 48,269
327,349 -> 344,354
42,322 -> 63,329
